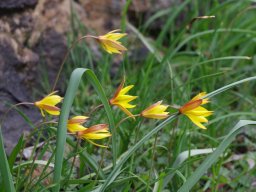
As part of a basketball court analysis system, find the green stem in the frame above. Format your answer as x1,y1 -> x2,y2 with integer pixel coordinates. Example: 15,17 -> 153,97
63,139 -> 80,190
51,35 -> 97,91
129,119 -> 143,173
88,104 -> 104,116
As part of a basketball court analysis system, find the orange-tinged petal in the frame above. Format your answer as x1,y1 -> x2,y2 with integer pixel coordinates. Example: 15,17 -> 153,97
77,123 -> 111,146
141,101 -> 169,119
68,124 -> 87,133
68,116 -> 89,124
112,78 -> 125,99
191,92 -> 209,104
36,104 -> 60,116
179,99 -> 202,113
142,113 -> 169,119
34,91 -> 62,116
79,124 -> 109,134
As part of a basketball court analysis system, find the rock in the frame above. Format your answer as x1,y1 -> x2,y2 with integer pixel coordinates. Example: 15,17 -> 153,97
0,0 -> 70,153
0,0 -> 126,153
0,0 -> 37,10
0,33 -> 40,153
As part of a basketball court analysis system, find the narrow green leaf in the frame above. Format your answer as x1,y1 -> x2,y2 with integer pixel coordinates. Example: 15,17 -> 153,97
156,0 -> 191,45
162,28 -> 256,64
205,76 -> 256,99
97,113 -> 179,191
97,75 -> 256,191
50,126 -> 105,179
8,134 -> 25,173
0,126 -> 15,192
13,160 -> 54,170
53,68 -> 116,191
162,148 -> 215,188
177,120 -> 256,192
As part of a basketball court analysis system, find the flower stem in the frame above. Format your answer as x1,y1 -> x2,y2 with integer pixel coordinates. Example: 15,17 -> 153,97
0,102 -> 34,125
88,104 -> 104,116
146,131 -> 159,192
115,114 -> 140,129
51,35 -> 98,91
128,119 -> 144,172
63,139 -> 80,191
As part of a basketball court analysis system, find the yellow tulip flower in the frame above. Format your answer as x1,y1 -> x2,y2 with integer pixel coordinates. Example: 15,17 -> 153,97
109,79 -> 138,118
67,116 -> 89,133
141,101 -> 169,119
67,116 -> 111,147
97,29 -> 127,54
34,91 -> 63,117
179,92 -> 213,129
77,124 -> 111,140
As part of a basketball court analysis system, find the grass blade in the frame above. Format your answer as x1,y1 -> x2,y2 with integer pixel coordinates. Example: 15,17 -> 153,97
53,68 -> 115,191
0,126 -> 15,192
162,148 -> 215,189
49,126 -> 105,179
96,113 -> 179,191
8,134 -> 25,173
205,76 -> 256,99
97,75 -> 256,191
162,28 -> 256,64
177,120 -> 256,192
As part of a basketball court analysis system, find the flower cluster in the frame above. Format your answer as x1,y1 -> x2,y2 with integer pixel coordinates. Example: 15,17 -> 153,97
31,29 -> 213,148
108,78 -> 212,129
33,93 -> 111,147
67,116 -> 111,147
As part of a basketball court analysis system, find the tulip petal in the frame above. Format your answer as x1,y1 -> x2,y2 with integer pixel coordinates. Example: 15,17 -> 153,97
68,124 -> 87,133
186,114 -> 207,129
119,85 -> 134,95
68,116 -> 89,124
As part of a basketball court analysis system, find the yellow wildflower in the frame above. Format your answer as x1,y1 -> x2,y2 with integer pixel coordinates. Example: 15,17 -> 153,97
109,79 -> 138,118
34,91 -> 63,117
77,124 -> 111,140
179,92 -> 213,129
67,116 -> 111,147
67,116 -> 89,133
97,29 -> 127,54
141,101 -> 169,119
